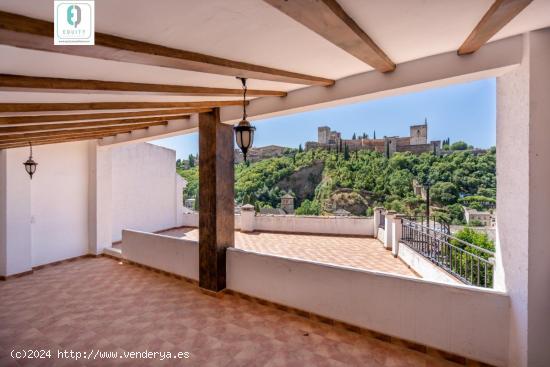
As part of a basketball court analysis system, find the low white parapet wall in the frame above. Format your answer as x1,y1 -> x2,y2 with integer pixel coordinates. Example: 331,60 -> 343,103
376,227 -> 385,242
180,213 -> 198,227
398,242 -> 461,285
180,212 -> 374,236
226,248 -> 509,366
121,229 -> 199,280
254,215 -> 374,236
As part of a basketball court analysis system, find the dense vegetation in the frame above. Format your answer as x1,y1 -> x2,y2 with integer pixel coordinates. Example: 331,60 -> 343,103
179,146 -> 496,225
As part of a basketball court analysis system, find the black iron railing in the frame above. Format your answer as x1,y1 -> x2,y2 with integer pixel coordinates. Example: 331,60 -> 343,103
401,219 -> 495,288
379,212 -> 385,229
404,215 -> 450,234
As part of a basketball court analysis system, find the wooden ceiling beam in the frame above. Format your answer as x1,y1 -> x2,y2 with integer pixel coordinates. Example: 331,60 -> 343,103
0,74 -> 287,97
0,133 -> 126,149
0,11 -> 333,86
458,0 -> 532,55
0,108 -> 210,125
0,130 -> 130,145
0,120 -> 167,143
264,0 -> 395,72
0,100 -> 244,113
0,115 -> 187,133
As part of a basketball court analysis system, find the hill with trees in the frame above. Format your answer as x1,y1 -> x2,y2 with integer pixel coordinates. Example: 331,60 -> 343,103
178,146 -> 496,224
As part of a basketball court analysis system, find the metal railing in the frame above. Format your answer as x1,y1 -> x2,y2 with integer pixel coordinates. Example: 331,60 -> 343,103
401,218 -> 495,288
404,215 -> 450,234
379,212 -> 385,229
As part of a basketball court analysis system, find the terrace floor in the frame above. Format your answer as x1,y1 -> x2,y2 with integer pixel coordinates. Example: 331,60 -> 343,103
0,257 -> 458,366
158,228 -> 418,278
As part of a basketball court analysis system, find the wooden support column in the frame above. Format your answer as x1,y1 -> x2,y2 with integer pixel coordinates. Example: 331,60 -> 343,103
198,108 -> 234,292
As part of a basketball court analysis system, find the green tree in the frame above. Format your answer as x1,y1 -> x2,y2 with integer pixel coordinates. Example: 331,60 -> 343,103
452,227 -> 494,252
430,182 -> 459,206
188,154 -> 195,168
343,144 -> 350,161
450,141 -> 468,150
295,199 -> 321,215
352,133 -> 356,140
298,144 -> 303,153
179,167 -> 198,200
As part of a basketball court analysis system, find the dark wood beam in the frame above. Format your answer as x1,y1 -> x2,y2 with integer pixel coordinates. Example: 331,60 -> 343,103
0,109 -> 208,125
0,121 -> 167,142
264,0 -> 395,72
0,115 -> 187,133
0,132 -> 125,149
0,100 -> 245,113
0,130 -> 130,145
198,108 -> 234,292
458,0 -> 532,55
0,74 -> 287,97
0,11 -> 333,86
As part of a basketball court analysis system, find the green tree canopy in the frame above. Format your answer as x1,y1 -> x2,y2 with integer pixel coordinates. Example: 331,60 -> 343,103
430,182 -> 459,206
450,141 -> 468,150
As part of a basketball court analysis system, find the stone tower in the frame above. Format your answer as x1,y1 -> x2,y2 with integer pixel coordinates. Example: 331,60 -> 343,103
281,193 -> 295,214
318,126 -> 331,144
410,120 -> 428,145
384,137 -> 397,158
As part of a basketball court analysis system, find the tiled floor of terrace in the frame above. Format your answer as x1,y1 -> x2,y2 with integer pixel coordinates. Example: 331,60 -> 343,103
158,227 -> 418,278
0,257 -> 458,367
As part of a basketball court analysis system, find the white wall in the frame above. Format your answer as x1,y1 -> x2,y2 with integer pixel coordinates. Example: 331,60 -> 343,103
31,141 -> 89,267
121,229 -> 198,280
0,140 -> 184,274
496,34 -> 530,367
255,215 -> 374,236
0,148 -> 32,276
398,243 -> 460,285
111,143 -> 182,242
496,29 -> 550,367
227,249 -> 510,366
526,28 -> 550,367
180,213 -> 373,236
88,143 -> 112,255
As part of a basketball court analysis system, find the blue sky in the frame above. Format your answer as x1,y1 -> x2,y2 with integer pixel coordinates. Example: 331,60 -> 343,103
152,78 -> 496,159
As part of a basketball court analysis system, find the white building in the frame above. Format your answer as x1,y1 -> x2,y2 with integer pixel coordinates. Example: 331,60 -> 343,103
463,206 -> 495,227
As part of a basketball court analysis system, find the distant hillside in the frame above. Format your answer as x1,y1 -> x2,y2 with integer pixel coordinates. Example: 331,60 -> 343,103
179,147 -> 496,223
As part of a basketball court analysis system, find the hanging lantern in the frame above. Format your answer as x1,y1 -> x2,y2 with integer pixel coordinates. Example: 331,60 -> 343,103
23,142 -> 37,179
234,77 -> 255,162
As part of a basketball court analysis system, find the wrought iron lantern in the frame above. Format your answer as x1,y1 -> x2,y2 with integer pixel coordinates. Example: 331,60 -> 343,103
23,142 -> 37,179
234,77 -> 255,162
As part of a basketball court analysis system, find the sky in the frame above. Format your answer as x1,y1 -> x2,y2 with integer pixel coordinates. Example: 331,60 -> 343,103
152,78 -> 496,159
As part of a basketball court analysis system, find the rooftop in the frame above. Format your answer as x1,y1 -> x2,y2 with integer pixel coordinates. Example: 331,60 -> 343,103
0,257 -> 456,367
156,228 -> 418,278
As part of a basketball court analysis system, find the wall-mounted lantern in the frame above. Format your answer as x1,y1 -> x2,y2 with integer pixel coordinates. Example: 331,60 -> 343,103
23,142 -> 37,179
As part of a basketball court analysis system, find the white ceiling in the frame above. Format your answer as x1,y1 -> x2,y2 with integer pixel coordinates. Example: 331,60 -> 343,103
0,0 -> 549,106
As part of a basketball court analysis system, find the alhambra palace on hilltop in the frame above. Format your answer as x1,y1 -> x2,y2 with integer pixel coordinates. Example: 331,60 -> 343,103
306,120 -> 441,156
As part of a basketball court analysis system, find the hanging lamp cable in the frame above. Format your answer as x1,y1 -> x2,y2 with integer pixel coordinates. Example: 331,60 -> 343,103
238,77 -> 247,120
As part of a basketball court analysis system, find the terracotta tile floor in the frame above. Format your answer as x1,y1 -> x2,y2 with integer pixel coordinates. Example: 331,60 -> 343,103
159,228 -> 417,278
0,257 -> 457,367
